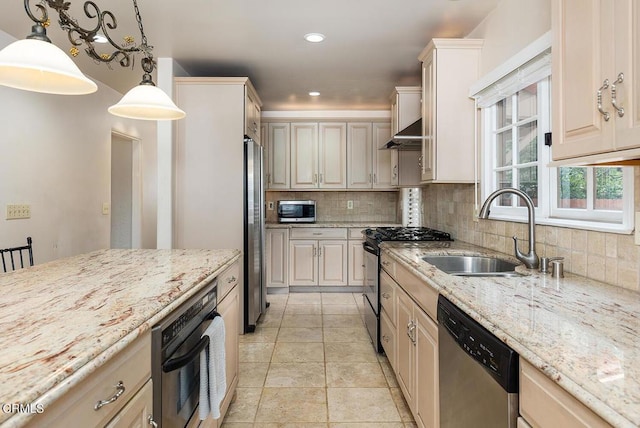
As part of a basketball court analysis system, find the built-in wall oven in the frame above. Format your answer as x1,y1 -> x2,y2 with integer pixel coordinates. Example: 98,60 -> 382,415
363,227 -> 453,353
151,279 -> 219,428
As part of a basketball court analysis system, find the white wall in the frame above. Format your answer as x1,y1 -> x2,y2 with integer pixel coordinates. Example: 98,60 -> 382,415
0,30 -> 157,264
467,0 -> 551,74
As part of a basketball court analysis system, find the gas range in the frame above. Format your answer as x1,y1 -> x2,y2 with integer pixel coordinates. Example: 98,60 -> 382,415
364,226 -> 453,247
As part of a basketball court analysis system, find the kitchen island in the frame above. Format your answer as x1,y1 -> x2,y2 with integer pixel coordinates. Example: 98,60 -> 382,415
0,248 -> 241,428
382,241 -> 640,428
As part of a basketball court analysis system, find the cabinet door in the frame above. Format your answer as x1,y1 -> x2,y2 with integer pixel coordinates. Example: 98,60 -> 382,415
266,229 -> 289,288
319,123 -> 347,188
414,308 -> 439,428
289,240 -> 318,286
372,122 -> 397,189
348,240 -> 365,286
347,122 -> 373,188
380,309 -> 396,370
421,52 -> 436,182
267,123 -> 291,189
291,123 -> 319,189
318,240 -> 348,286
217,283 -> 240,419
613,0 -> 640,150
552,0 -> 615,159
104,379 -> 153,428
395,287 -> 415,410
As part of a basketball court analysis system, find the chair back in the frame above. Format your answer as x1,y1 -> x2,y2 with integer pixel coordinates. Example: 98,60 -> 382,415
1,237 -> 33,272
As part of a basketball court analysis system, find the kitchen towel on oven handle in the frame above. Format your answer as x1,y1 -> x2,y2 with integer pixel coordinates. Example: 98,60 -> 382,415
199,312 -> 226,420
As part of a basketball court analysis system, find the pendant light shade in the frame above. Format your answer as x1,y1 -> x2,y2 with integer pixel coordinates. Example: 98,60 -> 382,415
108,83 -> 186,120
0,38 -> 97,95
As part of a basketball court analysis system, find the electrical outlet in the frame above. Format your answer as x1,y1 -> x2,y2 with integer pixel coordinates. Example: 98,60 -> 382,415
347,200 -> 354,210
268,201 -> 274,210
102,203 -> 110,215
6,204 -> 30,220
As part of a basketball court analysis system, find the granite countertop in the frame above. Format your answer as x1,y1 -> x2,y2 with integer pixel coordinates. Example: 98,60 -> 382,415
0,249 -> 241,428
266,222 -> 401,229
381,241 -> 640,428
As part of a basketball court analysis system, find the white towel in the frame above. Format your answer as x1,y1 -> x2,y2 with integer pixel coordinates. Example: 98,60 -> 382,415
198,315 -> 226,420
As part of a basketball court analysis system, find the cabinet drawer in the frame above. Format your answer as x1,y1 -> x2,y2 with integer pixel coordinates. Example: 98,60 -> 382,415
26,333 -> 151,428
380,270 -> 397,322
218,260 -> 240,301
290,227 -> 348,239
380,252 -> 396,278
348,228 -> 366,240
519,358 -> 611,428
396,261 -> 437,321
380,309 -> 396,369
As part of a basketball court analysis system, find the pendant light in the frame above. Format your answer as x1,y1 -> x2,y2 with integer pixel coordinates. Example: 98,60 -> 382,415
0,0 -> 185,120
0,22 -> 97,95
108,61 -> 185,121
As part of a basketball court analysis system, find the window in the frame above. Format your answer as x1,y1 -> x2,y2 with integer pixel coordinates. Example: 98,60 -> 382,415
471,36 -> 633,233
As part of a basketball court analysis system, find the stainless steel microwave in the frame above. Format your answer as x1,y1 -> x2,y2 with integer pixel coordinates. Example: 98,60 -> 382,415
277,200 -> 316,223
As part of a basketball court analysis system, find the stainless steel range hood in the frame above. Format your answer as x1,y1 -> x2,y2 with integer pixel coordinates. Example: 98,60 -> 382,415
383,119 -> 422,150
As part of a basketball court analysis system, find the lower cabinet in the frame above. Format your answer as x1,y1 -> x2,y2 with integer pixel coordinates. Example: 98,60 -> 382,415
216,269 -> 240,427
266,228 -> 289,289
347,228 -> 366,286
519,358 -> 611,428
25,332 -> 153,428
288,228 -> 348,286
385,259 -> 439,428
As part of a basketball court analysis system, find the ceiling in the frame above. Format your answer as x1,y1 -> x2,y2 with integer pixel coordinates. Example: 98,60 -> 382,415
0,0 -> 500,111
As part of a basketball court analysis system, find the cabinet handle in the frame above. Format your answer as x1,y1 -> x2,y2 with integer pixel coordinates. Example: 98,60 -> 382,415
382,334 -> 390,343
318,247 -> 322,257
267,173 -> 272,185
392,165 -> 398,179
368,173 -> 372,183
417,155 -> 423,169
597,79 -> 611,121
381,260 -> 390,266
94,381 -> 125,410
374,173 -> 377,184
611,72 -> 625,117
314,174 -> 318,184
382,292 -> 391,299
313,247 -> 317,257
227,276 -> 236,283
148,415 -> 159,428
319,173 -> 323,183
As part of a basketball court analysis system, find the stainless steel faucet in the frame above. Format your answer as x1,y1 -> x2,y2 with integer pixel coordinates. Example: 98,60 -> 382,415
478,188 -> 539,269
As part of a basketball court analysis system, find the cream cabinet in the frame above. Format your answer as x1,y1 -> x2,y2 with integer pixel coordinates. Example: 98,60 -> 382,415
390,86 -> 422,187
217,272 -> 240,426
288,228 -> 348,286
266,123 -> 291,189
25,333 -> 153,428
372,122 -> 397,189
347,228 -> 366,286
418,39 -> 483,183
291,122 -> 347,189
266,228 -> 289,289
245,84 -> 262,143
347,122 -> 373,188
383,255 -> 439,428
552,0 -> 640,161
519,358 -> 611,428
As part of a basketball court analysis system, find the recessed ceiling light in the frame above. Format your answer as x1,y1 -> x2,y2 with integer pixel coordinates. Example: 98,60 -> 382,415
304,33 -> 325,43
309,91 -> 320,97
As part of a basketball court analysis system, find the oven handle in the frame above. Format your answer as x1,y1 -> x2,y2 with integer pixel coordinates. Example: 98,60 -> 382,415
162,310 -> 221,373
362,241 -> 379,256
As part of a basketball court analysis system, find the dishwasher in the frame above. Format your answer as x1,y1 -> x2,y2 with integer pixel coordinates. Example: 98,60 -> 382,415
437,295 -> 519,428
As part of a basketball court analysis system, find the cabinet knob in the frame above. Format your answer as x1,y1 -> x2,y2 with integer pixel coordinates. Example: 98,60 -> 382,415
227,276 -> 237,283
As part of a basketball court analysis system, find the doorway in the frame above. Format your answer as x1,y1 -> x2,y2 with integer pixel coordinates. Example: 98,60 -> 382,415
111,131 -> 142,249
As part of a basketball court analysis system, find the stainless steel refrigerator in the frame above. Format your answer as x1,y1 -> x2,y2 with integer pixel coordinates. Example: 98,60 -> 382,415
244,137 -> 266,332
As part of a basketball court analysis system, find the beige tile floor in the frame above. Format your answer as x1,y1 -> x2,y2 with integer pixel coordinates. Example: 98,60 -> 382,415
221,292 -> 417,428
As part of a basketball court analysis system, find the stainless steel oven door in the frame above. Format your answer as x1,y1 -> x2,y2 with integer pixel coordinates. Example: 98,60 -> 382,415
161,316 -> 213,428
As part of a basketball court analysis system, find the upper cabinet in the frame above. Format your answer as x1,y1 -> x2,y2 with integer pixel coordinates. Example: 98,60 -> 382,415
290,122 -> 347,189
266,120 -> 396,190
419,39 -> 483,183
391,86 -> 422,133
245,84 -> 262,142
552,0 -> 640,161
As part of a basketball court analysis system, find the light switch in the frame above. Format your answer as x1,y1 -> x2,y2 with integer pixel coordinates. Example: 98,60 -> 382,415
6,204 -> 30,220
102,203 -> 110,215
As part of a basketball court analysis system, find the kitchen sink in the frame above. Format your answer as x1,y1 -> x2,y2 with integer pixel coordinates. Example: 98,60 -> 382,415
422,255 -> 522,277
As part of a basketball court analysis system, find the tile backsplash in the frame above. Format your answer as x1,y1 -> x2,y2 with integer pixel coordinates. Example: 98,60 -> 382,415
422,171 -> 640,291
265,191 -> 399,223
